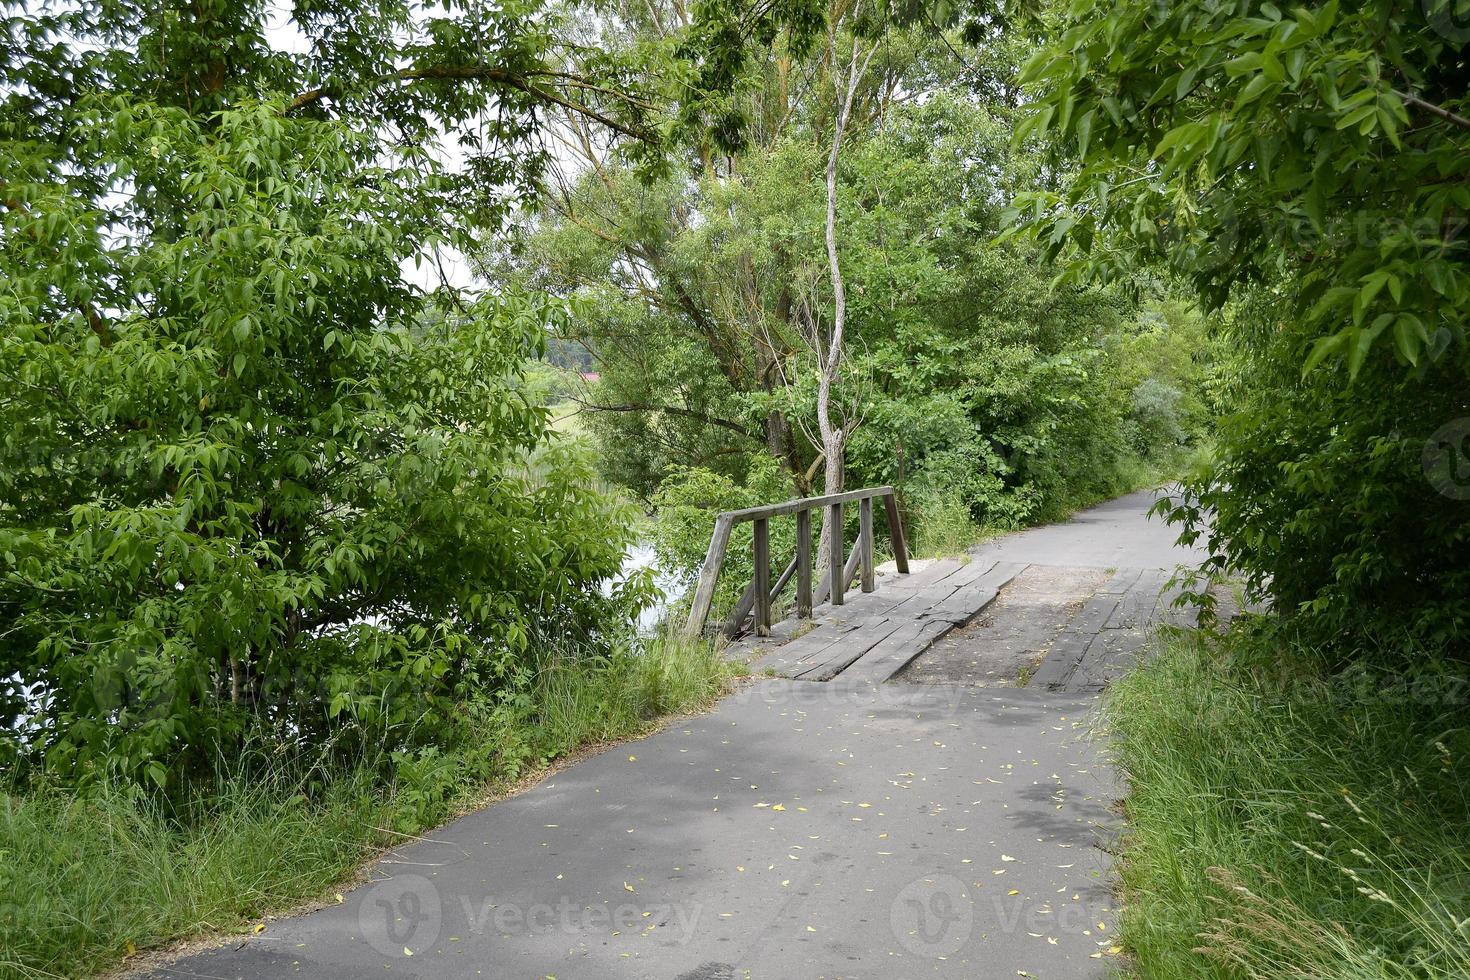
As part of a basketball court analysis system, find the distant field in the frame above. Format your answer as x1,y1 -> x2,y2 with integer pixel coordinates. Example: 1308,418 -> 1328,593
547,400 -> 586,436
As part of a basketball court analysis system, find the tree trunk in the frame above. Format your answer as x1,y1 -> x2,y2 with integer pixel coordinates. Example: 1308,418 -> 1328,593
814,32 -> 870,590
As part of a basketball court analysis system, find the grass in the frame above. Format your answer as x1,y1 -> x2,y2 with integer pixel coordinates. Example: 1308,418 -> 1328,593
0,635 -> 737,980
1107,627 -> 1470,978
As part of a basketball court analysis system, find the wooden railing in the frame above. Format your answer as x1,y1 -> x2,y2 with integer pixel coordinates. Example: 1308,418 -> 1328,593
682,486 -> 909,639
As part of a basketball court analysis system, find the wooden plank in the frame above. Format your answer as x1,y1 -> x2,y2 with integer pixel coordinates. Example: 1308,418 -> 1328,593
883,492 -> 909,574
753,617 -> 874,677
719,485 -> 895,523
839,618 -> 955,684
859,497 -> 875,593
842,539 -> 861,591
1063,633 -> 1113,691
1097,567 -> 1146,594
1105,569 -> 1171,629
683,514 -> 733,638
1157,582 -> 1201,628
753,517 -> 771,636
795,508 -> 812,618
922,562 -> 1025,625
1027,629 -> 1091,690
770,556 -> 797,604
792,616 -> 908,681
721,555 -> 800,637
880,559 -> 995,619
802,562 -> 1019,681
1067,591 -> 1123,636
723,555 -> 970,664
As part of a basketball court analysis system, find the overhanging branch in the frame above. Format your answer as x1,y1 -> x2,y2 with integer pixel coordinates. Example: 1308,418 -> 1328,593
287,66 -> 655,142
1393,88 -> 1470,134
572,398 -> 759,440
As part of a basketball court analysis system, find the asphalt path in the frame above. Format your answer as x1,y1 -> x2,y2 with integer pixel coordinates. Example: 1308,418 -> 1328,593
146,489 -> 1203,980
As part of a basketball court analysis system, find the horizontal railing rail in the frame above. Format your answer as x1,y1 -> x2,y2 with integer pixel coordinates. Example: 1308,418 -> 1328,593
682,485 -> 909,639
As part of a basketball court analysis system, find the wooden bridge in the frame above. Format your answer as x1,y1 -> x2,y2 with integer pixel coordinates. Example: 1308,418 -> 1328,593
682,485 -> 909,640
684,487 -> 1200,692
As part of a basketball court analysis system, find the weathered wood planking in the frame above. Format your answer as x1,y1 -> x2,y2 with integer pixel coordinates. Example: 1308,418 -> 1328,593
1028,565 -> 1193,692
742,557 -> 1018,683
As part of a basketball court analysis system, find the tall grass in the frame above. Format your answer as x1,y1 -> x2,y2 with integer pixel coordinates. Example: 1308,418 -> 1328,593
1,769 -> 387,979
909,491 -> 985,558
0,636 -> 736,979
1108,628 -> 1470,978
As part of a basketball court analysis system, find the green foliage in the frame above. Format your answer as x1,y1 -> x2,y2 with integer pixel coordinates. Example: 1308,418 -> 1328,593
516,64 -> 1213,533
0,2 -> 663,788
1018,0 -> 1470,654
651,458 -> 797,618
1109,627 -> 1470,978
1160,289 -> 1470,654
906,488 -> 984,559
1,766 -> 389,980
1015,0 -> 1470,376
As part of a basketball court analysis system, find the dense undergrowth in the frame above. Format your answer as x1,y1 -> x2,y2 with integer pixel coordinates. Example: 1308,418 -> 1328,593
0,637 -> 736,980
1108,625 -> 1470,979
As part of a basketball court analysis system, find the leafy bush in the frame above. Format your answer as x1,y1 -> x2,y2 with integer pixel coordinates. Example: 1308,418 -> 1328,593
650,459 -> 798,621
516,80 -> 1214,530
1160,290 -> 1470,657
905,486 -> 983,559
1128,379 -> 1188,456
1019,0 -> 1470,657
0,104 -> 646,789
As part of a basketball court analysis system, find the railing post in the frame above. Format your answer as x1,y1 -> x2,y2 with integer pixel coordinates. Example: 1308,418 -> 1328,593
684,514 -> 733,638
883,489 -> 909,574
827,502 -> 844,606
795,508 -> 813,618
752,517 -> 771,635
859,496 -> 875,593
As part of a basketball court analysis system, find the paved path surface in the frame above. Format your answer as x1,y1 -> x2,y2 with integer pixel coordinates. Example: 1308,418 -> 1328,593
145,490 -> 1206,980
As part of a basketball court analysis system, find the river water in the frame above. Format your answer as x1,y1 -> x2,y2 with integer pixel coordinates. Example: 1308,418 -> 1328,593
620,541 -> 688,634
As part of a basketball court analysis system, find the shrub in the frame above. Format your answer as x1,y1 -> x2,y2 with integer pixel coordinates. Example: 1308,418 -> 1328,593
1159,291 -> 1470,658
0,105 -> 647,789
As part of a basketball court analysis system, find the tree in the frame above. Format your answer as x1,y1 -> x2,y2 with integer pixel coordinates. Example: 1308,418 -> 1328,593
503,5 -> 981,504
1015,0 -> 1470,653
508,2 -> 1193,591
811,18 -> 879,578
1013,0 -> 1470,375
0,0 -> 658,786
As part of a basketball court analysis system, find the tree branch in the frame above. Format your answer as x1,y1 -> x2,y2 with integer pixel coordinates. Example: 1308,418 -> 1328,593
571,398 -> 759,439
1393,88 -> 1470,134
286,66 -> 655,142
